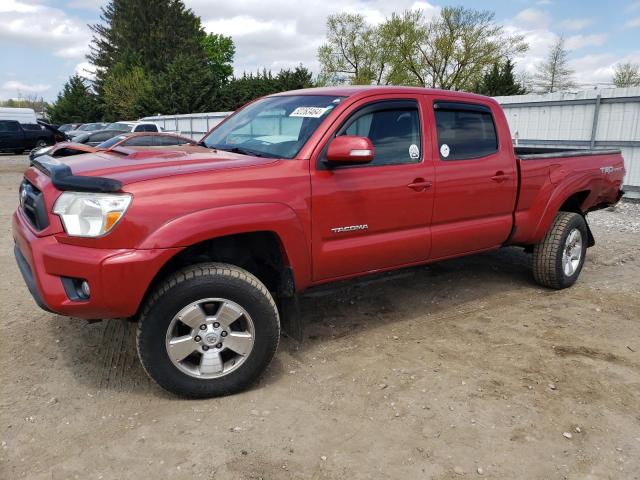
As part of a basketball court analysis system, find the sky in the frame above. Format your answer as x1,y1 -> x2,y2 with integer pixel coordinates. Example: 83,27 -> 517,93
1,0 -> 639,101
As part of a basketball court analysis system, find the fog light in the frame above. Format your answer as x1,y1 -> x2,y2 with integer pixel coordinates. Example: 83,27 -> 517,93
80,281 -> 91,298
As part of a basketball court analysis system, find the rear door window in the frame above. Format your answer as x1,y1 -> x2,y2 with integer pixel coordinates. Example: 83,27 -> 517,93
434,102 -> 498,160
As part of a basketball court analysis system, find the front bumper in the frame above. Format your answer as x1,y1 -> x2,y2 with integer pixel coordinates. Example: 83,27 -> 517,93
12,210 -> 181,319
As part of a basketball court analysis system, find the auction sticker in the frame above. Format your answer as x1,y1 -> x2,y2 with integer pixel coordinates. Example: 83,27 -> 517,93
290,107 -> 330,118
440,144 -> 450,158
409,144 -> 420,159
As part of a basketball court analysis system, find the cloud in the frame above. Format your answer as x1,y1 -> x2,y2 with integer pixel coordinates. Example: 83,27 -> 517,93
513,8 -> 550,29
186,0 -> 440,76
559,18 -> 593,31
565,33 -> 607,50
625,17 -> 640,28
0,0 -> 91,59
1,80 -> 50,94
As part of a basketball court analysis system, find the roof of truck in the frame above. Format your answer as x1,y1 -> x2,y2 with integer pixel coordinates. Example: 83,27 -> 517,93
269,86 -> 495,103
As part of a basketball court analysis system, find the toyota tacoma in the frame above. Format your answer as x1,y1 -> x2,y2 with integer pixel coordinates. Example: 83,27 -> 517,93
12,87 -> 625,397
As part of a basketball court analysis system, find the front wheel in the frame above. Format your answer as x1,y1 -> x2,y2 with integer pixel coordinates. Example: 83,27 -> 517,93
137,263 -> 280,398
532,211 -> 588,289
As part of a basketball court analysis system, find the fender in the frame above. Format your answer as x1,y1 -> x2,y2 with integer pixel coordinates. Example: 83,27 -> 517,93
138,202 -> 313,289
529,170 -> 597,244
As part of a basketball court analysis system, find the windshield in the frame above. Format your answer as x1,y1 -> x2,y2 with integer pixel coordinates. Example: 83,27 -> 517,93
97,135 -> 127,149
106,122 -> 132,132
202,95 -> 344,159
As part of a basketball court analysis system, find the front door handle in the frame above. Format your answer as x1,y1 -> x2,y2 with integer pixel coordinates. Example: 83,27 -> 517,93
407,178 -> 433,192
491,171 -> 509,183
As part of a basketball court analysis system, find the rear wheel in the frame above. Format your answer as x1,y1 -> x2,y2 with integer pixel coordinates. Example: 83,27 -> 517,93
137,263 -> 280,398
532,211 -> 588,289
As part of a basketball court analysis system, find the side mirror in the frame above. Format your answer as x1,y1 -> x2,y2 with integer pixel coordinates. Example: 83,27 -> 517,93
325,135 -> 374,164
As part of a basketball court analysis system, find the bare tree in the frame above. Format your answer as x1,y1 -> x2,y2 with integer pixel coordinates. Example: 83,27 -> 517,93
318,7 -> 528,90
382,7 -> 528,90
612,62 -> 640,88
534,37 -> 576,93
317,13 -> 389,86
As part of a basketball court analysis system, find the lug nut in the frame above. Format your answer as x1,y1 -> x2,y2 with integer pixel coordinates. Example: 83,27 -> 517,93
202,345 -> 209,351
194,335 -> 201,342
199,324 -> 207,330
221,331 -> 228,337
213,322 -> 220,328
216,343 -> 222,349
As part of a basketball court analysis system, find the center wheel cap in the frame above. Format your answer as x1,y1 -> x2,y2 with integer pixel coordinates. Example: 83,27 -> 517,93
204,332 -> 219,346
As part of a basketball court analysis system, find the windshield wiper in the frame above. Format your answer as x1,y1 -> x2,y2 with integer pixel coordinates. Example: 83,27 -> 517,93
213,146 -> 279,158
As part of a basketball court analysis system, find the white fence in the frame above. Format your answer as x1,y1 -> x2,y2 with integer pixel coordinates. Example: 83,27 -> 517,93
140,112 -> 231,140
494,87 -> 640,189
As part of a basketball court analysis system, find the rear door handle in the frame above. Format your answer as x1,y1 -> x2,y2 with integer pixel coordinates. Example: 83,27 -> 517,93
491,171 -> 509,183
407,178 -> 433,192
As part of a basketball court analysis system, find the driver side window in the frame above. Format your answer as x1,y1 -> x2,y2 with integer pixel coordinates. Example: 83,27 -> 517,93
338,100 -> 422,166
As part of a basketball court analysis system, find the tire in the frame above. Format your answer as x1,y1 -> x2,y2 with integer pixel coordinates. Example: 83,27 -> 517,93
137,263 -> 280,398
34,139 -> 47,149
532,211 -> 588,289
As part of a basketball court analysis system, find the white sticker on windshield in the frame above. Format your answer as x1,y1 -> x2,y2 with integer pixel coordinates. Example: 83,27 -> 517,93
289,106 -> 330,118
409,144 -> 419,159
440,144 -> 450,158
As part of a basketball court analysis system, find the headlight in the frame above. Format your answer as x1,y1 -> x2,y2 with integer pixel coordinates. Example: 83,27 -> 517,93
53,192 -> 132,237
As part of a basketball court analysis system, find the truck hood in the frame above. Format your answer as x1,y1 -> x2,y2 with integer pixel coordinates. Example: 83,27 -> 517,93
49,147 -> 280,186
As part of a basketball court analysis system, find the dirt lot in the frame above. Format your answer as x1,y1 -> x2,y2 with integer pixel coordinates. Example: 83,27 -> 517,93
1,153 -> 639,480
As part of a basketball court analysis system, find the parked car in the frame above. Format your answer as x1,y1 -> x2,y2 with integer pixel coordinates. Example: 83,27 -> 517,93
64,122 -> 109,139
66,129 -> 125,146
104,121 -> 171,133
0,119 -> 55,153
12,87 -> 625,398
29,132 -> 200,161
57,123 -> 81,133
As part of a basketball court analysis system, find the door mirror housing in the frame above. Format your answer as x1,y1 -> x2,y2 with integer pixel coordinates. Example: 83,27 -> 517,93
325,136 -> 374,164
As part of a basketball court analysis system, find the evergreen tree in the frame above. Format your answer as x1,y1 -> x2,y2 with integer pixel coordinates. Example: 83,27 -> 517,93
475,59 -> 527,96
87,0 -> 227,116
48,75 -> 100,124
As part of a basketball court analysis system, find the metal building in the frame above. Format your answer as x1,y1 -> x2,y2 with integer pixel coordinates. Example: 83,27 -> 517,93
494,87 -> 640,191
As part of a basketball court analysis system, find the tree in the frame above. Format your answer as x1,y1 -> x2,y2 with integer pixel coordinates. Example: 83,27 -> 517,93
612,62 -> 640,88
212,66 -> 315,111
48,75 -> 99,124
380,7 -> 527,90
318,13 -> 389,85
202,33 -> 235,85
101,64 -> 153,120
87,0 -> 232,116
88,0 -> 207,84
474,59 -> 527,96
533,37 -> 576,93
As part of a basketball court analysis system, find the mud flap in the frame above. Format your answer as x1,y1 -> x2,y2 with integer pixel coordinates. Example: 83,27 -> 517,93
584,216 -> 595,247
277,266 -> 305,342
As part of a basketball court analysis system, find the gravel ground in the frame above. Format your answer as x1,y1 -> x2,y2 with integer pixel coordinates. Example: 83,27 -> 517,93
1,154 -> 639,480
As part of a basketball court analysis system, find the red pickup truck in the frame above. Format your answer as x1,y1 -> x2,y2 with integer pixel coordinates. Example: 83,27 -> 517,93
12,87 -> 625,397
